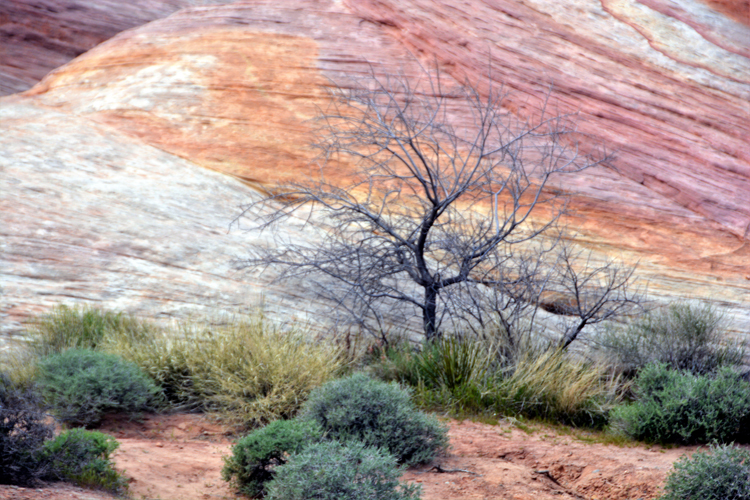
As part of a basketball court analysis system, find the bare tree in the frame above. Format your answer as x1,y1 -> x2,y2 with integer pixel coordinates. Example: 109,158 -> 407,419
548,244 -> 643,349
235,66 -> 637,343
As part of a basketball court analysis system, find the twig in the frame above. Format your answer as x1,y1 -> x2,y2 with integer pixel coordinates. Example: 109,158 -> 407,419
421,465 -> 481,475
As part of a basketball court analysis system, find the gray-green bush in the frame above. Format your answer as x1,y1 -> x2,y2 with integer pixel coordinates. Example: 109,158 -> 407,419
266,440 -> 421,500
41,428 -> 126,493
301,373 -> 448,465
222,419 -> 324,498
37,349 -> 162,426
660,444 -> 750,500
601,303 -> 745,375
612,363 -> 750,444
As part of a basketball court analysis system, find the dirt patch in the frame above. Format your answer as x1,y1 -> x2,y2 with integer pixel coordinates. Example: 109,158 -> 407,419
0,414 -> 698,500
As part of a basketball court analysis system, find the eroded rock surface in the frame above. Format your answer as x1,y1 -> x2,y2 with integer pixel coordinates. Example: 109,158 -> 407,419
2,0 -> 750,338
0,100 -> 347,342
0,0 -> 235,96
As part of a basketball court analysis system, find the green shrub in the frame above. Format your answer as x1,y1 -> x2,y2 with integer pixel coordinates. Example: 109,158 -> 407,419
301,373 -> 448,465
28,305 -> 152,356
601,303 -> 745,375
612,363 -> 750,444
0,374 -> 54,486
266,440 -> 421,500
37,349 -> 162,426
222,419 -> 324,498
41,429 -> 126,493
660,444 -> 750,500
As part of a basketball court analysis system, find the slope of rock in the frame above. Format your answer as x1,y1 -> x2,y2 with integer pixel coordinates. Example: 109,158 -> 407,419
0,0 -> 235,96
2,0 -> 749,337
0,99 -> 346,341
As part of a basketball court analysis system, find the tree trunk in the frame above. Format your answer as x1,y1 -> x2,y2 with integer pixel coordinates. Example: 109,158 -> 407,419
560,320 -> 586,349
423,287 -> 439,341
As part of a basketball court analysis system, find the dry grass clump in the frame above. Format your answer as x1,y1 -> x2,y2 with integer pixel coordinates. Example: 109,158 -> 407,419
106,315 -> 349,427
496,348 -> 624,427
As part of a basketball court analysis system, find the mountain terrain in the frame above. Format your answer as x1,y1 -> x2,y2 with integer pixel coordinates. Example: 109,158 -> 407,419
1,0 -> 750,342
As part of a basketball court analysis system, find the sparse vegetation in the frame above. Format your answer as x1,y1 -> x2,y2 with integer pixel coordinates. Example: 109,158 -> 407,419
660,444 -> 750,500
222,419 -> 324,498
8,306 -> 349,428
301,373 -> 448,465
600,303 -> 744,376
36,348 -> 162,427
4,299 -> 748,497
611,363 -> 750,444
0,373 -> 125,492
266,440 -> 421,500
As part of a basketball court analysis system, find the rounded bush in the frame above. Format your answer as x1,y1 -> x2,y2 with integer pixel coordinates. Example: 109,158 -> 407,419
601,303 -> 744,376
301,373 -> 448,465
222,419 -> 324,498
612,363 -> 750,444
0,374 -> 54,486
37,349 -> 162,426
661,444 -> 750,500
41,428 -> 126,493
266,440 -> 421,500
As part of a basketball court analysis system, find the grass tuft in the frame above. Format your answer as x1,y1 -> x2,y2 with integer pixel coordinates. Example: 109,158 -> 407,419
493,347 -> 624,427
105,314 -> 349,427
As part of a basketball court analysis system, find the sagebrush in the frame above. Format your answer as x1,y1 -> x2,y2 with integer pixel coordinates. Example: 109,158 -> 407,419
266,440 -> 421,500
36,348 -> 162,426
301,373 -> 448,465
600,303 -> 744,375
612,363 -> 750,444
222,419 -> 323,498
17,307 -> 348,428
660,444 -> 750,500
42,428 -> 126,493
109,316 -> 348,427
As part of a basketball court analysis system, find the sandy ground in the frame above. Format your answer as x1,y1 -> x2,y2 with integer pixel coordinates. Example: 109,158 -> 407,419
0,413 -> 699,500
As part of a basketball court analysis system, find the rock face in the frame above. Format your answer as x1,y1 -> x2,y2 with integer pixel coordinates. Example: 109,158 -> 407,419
0,0 -> 232,96
1,0 -> 749,338
0,100 -> 348,346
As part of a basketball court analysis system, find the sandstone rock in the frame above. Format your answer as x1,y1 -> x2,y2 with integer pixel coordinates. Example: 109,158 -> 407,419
2,0 -> 749,339
0,99 -> 364,344
0,0 -> 233,96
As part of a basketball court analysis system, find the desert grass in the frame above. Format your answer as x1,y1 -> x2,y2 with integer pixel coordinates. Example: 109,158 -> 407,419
4,306 -> 349,428
106,315 -> 350,428
369,336 -> 623,427
24,305 -> 155,357
493,347 -> 624,427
